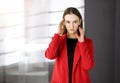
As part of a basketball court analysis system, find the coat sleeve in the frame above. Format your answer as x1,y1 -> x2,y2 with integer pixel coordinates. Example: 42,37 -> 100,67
79,39 -> 95,70
45,34 -> 61,59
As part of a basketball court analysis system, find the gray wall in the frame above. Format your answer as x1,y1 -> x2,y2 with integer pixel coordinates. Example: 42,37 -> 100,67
115,0 -> 120,83
85,0 -> 116,83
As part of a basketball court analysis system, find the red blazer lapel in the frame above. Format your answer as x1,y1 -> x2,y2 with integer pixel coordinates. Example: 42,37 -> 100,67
60,34 -> 81,74
73,42 -> 81,72
60,34 -> 69,75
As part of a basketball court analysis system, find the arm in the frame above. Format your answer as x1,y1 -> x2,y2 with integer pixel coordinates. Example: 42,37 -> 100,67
45,34 -> 61,59
45,19 -> 65,59
79,39 -> 94,70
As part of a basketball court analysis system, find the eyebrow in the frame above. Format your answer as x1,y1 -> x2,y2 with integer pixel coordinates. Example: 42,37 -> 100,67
65,20 -> 78,22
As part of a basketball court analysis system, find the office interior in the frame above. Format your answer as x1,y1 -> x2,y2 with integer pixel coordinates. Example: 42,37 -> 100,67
0,0 -> 120,83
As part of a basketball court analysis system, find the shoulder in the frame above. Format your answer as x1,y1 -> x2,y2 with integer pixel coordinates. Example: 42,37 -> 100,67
52,34 -> 66,44
53,34 -> 66,39
59,34 -> 67,40
85,37 -> 94,44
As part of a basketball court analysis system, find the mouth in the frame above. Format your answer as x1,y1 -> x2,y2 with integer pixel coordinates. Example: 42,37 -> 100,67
70,29 -> 75,31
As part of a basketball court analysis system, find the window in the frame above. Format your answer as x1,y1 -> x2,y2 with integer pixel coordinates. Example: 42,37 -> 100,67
0,0 -> 84,83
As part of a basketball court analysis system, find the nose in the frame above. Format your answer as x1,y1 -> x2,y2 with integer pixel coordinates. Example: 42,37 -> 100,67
70,23 -> 74,28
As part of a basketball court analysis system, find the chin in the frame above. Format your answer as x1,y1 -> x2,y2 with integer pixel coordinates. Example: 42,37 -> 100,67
68,32 -> 76,34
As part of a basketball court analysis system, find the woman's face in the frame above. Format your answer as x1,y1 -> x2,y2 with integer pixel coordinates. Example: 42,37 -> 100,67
64,14 -> 81,34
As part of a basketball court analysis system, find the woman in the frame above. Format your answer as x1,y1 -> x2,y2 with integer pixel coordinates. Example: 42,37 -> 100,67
45,7 -> 94,83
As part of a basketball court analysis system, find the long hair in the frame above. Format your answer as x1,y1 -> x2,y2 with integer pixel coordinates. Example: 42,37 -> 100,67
62,7 -> 83,34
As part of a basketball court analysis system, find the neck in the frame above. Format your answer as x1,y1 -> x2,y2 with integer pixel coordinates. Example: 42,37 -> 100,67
67,33 -> 77,39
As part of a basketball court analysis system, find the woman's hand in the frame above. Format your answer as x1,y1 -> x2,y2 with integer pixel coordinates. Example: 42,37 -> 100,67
76,27 -> 85,42
57,19 -> 65,36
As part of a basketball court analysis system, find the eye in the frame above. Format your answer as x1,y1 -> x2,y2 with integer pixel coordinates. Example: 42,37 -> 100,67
66,21 -> 70,23
73,21 -> 77,24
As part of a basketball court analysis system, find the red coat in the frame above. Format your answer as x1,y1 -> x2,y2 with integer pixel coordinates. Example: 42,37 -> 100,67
45,34 -> 94,83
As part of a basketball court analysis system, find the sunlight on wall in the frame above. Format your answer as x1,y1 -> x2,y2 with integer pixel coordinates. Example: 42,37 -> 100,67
0,0 -> 84,83
0,0 -> 85,66
0,0 -> 24,66
0,0 -> 24,13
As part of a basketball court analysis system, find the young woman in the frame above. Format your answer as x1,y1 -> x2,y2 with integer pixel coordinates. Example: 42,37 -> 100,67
45,7 -> 94,83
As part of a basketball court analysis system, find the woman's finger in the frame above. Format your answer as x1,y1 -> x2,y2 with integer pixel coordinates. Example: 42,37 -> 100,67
79,27 -> 84,35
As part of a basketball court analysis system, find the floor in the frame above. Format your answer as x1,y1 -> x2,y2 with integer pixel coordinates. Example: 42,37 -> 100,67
0,62 -> 54,83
